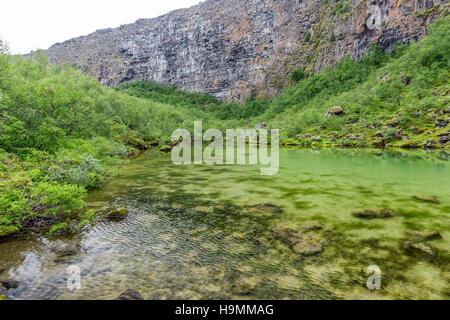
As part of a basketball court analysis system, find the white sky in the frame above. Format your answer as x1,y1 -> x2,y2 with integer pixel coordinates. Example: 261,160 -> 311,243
0,0 -> 203,54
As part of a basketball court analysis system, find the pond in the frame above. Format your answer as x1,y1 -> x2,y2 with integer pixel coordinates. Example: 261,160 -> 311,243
1,148 -> 449,300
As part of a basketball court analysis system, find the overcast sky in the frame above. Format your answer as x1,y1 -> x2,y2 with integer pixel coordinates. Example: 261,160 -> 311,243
0,0 -> 203,54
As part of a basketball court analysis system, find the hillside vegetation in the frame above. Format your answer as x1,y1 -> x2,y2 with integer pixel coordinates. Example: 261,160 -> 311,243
0,16 -> 448,238
120,15 -> 449,149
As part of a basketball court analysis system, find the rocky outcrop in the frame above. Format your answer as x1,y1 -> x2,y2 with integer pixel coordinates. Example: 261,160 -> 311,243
33,0 -> 447,102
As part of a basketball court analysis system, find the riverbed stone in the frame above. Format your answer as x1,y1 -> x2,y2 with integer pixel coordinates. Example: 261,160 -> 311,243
244,203 -> 283,215
271,225 -> 324,256
405,230 -> 441,241
299,221 -> 323,231
404,242 -> 435,260
412,195 -> 440,204
107,208 -> 128,220
353,208 -> 395,219
0,280 -> 20,290
115,289 -> 143,300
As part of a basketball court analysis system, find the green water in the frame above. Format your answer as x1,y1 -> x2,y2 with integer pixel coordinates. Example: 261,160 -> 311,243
1,148 -> 449,300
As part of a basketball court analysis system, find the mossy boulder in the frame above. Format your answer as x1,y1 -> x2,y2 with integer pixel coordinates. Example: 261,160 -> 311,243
325,106 -> 344,118
412,195 -> 440,204
0,226 -> 19,238
404,242 -> 435,260
405,230 -> 441,241
107,208 -> 128,221
130,137 -> 148,150
353,208 -> 395,219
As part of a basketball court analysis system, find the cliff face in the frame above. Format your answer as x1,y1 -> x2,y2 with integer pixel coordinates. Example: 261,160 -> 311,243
38,0 -> 447,102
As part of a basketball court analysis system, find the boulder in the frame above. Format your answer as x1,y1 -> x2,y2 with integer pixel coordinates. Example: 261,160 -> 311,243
435,119 -> 448,129
405,230 -> 441,241
255,122 -> 267,129
244,203 -> 283,215
299,221 -> 323,231
0,280 -> 20,290
272,225 -> 323,256
372,139 -> 385,148
0,226 -> 19,238
438,134 -> 449,145
404,242 -> 435,260
424,140 -> 437,149
324,106 -> 344,118
115,289 -> 143,300
412,195 -> 440,204
353,208 -> 395,219
107,208 -> 128,221
311,136 -> 322,142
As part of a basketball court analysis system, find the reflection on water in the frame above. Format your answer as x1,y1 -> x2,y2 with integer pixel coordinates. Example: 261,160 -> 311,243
1,149 -> 449,300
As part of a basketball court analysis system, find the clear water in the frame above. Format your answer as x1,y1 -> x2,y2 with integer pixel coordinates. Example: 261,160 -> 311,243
1,148 -> 449,300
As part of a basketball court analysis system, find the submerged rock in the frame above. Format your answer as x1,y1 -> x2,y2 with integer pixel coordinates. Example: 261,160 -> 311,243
353,208 -> 395,219
299,221 -> 323,231
412,195 -> 440,204
404,242 -> 435,260
244,203 -> 283,215
107,208 -> 129,221
0,280 -> 20,290
272,225 -> 323,256
405,230 -> 441,241
115,289 -> 143,300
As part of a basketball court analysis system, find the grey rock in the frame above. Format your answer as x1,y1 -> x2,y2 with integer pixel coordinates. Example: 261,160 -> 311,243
115,289 -> 143,300
30,0 -> 446,102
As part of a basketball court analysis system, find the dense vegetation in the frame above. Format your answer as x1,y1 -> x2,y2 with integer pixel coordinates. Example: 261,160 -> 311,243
120,15 -> 449,149
0,16 -> 448,238
0,45 -> 223,237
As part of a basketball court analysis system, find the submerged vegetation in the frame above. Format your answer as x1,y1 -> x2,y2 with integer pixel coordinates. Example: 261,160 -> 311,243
0,16 -> 449,237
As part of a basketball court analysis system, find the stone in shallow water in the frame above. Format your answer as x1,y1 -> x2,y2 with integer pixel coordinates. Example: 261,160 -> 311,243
115,289 -> 143,300
244,203 -> 283,215
412,195 -> 440,204
405,230 -> 442,241
271,225 -> 324,256
404,242 -> 435,260
0,280 -> 20,290
353,208 -> 395,219
300,221 -> 323,230
107,208 -> 128,221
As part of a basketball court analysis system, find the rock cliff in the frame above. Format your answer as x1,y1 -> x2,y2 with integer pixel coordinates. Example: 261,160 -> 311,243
36,0 -> 448,102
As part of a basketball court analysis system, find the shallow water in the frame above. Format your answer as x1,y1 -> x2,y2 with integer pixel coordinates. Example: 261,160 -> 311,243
1,148 -> 449,300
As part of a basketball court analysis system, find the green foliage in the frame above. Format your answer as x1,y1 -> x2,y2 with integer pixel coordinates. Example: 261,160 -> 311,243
331,0 -> 350,16
303,31 -> 311,43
